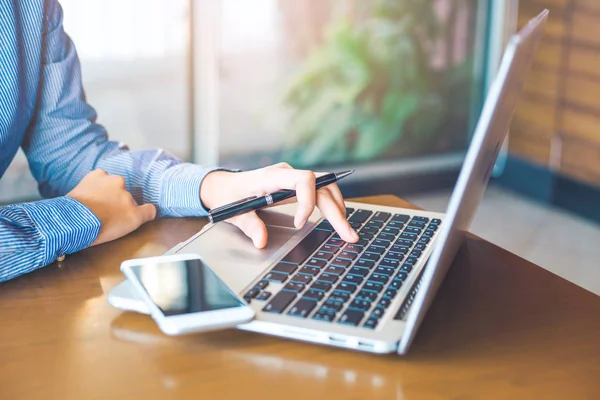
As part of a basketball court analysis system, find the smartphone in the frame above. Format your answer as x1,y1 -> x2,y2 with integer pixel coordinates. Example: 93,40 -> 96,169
120,253 -> 255,335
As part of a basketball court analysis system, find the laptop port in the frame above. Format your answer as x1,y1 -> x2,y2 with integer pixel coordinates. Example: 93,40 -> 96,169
357,341 -> 375,350
329,335 -> 346,344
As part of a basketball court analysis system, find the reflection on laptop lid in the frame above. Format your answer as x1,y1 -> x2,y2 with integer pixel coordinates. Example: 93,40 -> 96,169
398,9 -> 549,354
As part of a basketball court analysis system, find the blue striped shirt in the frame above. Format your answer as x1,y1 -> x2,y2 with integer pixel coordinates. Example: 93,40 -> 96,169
0,0 -> 221,282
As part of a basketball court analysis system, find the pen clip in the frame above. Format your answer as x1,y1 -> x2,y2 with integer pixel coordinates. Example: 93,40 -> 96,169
208,195 -> 258,214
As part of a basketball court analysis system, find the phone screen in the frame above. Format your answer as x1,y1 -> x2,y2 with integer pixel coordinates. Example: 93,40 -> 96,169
128,258 -> 244,316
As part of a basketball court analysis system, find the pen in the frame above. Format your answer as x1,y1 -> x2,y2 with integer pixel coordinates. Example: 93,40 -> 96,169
207,169 -> 355,224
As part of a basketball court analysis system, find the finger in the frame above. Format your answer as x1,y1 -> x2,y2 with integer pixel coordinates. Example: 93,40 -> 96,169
291,170 -> 316,229
322,183 -> 346,215
91,169 -> 108,177
272,162 -> 293,169
137,203 -> 157,224
229,212 -> 268,248
316,190 -> 358,243
109,174 -> 126,189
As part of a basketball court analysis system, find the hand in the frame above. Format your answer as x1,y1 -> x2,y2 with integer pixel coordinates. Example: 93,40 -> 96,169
200,163 -> 359,248
67,169 -> 157,246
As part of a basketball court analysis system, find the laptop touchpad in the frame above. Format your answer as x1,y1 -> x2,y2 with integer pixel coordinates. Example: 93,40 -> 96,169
175,207 -> 309,293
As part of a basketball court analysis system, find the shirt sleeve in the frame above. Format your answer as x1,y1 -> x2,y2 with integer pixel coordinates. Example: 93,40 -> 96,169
21,0 -> 223,218
0,196 -> 101,283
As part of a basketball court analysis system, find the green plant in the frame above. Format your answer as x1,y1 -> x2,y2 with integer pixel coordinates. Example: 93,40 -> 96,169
280,0 -> 473,168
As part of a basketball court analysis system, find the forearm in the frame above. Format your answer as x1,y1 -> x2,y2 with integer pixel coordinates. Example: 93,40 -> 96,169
0,197 -> 100,282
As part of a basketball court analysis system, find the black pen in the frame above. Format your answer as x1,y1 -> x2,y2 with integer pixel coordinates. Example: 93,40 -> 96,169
207,170 -> 355,223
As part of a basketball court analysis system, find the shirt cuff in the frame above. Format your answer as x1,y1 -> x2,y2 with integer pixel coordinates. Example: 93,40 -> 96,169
158,163 -> 239,218
21,196 -> 101,265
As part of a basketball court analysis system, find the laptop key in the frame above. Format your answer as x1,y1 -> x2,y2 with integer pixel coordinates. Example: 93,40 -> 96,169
395,271 -> 408,281
264,272 -> 288,283
348,267 -> 370,277
410,250 -> 422,258
316,221 -> 334,232
383,226 -> 401,234
395,239 -> 413,247
371,212 -> 391,223
323,299 -> 344,312
326,238 -> 344,247
377,232 -> 396,241
360,252 -> 380,262
412,216 -> 429,223
325,266 -> 345,275
368,273 -> 389,284
375,266 -> 395,276
320,244 -> 339,254
356,290 -> 378,302
299,266 -> 320,276
255,280 -> 269,290
385,251 -> 405,262
366,245 -> 386,255
263,291 -> 297,313
255,291 -> 271,301
306,258 -> 327,268
371,307 -> 385,319
358,231 -> 374,240
408,220 -> 426,229
341,274 -> 364,286
363,282 -> 384,293
380,259 -> 400,268
343,243 -> 364,253
418,237 -> 431,245
281,229 -> 331,265
360,225 -> 379,235
348,209 -> 372,224
372,239 -> 391,249
283,282 -> 305,293
311,281 -> 332,292
377,298 -> 391,309
363,318 -> 379,330
387,221 -> 405,229
389,280 -> 403,290
303,289 -> 325,301
366,220 -> 384,229
313,309 -> 336,322
404,227 -> 422,235
318,273 -> 339,284
245,288 -> 260,299
400,265 -> 413,274
291,274 -> 312,284
349,221 -> 362,229
339,310 -> 365,326
391,214 -> 410,223
355,259 -> 375,269
338,251 -> 358,261
432,218 -> 442,224
400,232 -> 418,240
349,299 -> 371,311
288,298 -> 318,318
331,258 -> 352,268
312,251 -> 334,262
272,263 -> 298,275
384,289 -> 398,299
414,243 -> 427,251
345,207 -> 355,217
336,282 -> 358,294
422,230 -> 435,238
405,257 -> 418,266
329,290 -> 351,303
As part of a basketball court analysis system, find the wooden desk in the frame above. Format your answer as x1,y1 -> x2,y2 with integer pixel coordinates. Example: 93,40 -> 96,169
1,195 -> 600,399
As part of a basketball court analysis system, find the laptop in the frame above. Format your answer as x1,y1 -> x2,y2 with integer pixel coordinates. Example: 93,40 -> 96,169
108,10 -> 548,355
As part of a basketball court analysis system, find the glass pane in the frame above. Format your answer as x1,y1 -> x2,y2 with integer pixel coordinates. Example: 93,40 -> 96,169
1,0 -> 191,204
217,0 -> 487,170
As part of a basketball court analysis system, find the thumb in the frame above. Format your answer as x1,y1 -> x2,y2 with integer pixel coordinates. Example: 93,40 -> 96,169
137,203 -> 157,224
229,212 -> 268,248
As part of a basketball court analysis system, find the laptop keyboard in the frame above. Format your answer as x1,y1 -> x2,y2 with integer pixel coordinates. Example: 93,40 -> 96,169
243,208 -> 441,330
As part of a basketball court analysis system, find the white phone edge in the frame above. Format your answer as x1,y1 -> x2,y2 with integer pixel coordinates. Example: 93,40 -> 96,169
119,253 -> 255,335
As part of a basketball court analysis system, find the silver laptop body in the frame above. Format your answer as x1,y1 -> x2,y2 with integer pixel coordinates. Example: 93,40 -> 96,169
109,10 -> 547,355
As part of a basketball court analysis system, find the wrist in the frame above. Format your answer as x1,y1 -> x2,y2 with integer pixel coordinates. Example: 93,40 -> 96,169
199,170 -> 238,210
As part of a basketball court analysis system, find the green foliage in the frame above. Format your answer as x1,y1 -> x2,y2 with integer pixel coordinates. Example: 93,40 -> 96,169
281,0 -> 473,168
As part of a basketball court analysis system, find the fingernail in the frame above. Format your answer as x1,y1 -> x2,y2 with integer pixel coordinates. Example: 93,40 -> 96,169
295,217 -> 307,229
350,228 -> 359,241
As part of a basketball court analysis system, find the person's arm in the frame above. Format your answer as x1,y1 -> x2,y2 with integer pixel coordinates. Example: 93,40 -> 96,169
0,197 -> 100,282
22,0 -> 220,218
